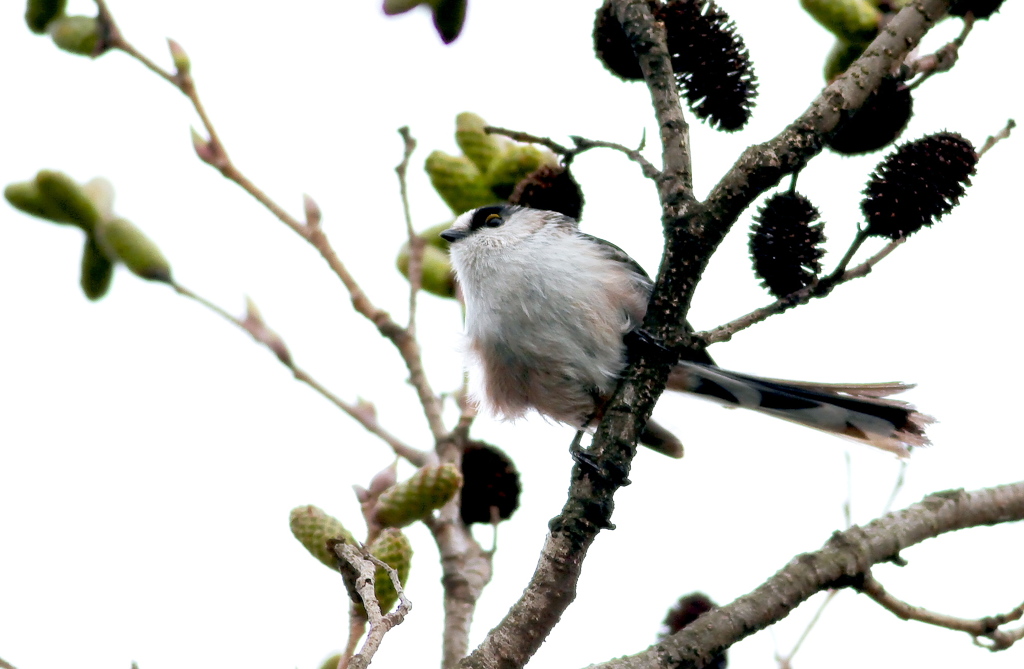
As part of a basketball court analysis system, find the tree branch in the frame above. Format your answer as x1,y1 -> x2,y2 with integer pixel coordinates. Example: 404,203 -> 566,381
587,481 -> 1024,669
171,282 -> 429,466
333,544 -> 412,669
94,0 -> 449,441
857,571 -> 1024,651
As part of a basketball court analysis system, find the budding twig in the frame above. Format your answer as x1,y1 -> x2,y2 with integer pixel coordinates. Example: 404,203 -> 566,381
92,0 -> 448,441
170,281 -> 429,466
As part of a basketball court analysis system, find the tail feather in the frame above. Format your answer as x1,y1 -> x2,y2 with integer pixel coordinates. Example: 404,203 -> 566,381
666,362 -> 934,457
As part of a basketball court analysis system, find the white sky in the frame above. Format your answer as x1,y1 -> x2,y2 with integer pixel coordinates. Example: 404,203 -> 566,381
1,2 -> 1021,669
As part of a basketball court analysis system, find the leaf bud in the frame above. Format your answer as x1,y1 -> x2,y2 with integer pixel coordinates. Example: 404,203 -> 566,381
95,218 -> 172,282
48,15 -> 101,57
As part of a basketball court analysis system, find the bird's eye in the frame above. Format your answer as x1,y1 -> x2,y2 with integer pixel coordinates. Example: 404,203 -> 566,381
485,213 -> 503,227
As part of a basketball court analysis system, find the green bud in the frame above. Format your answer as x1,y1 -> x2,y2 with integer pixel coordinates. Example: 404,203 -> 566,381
317,655 -> 342,669
95,218 -> 172,282
374,464 -> 463,528
425,151 -> 498,215
396,243 -> 457,299
485,144 -> 558,200
167,39 -> 191,75
80,235 -> 114,301
35,170 -> 102,231
824,39 -> 867,81
5,180 -> 79,225
455,113 -> 506,173
48,15 -> 101,56
81,177 -> 115,222
800,0 -> 880,44
367,528 -> 412,613
382,0 -> 424,14
289,505 -> 357,571
25,0 -> 67,34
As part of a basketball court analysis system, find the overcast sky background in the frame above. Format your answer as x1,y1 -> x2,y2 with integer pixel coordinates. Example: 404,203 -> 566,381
1,1 -> 1021,669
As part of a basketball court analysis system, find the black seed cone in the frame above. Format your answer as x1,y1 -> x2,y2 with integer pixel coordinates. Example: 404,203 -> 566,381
950,0 -> 1004,18
660,593 -> 727,667
509,164 -> 585,220
826,78 -> 914,155
460,441 -> 521,525
862,132 -> 978,240
750,192 -> 826,298
658,0 -> 758,131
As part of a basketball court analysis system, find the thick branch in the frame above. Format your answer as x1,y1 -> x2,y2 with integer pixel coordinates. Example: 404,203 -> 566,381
587,481 -> 1024,669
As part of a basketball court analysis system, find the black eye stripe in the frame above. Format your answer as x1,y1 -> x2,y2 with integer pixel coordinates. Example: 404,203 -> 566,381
469,205 -> 507,231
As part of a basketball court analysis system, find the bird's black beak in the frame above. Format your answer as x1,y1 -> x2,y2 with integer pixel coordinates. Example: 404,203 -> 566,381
440,228 -> 467,243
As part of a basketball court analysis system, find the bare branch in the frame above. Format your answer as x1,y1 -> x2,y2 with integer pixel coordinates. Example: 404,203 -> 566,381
92,1 -> 449,440
395,127 -> 424,333
483,126 -> 571,154
858,572 -> 1024,651
775,590 -> 839,669
906,12 -> 974,88
171,282 -> 429,466
978,118 -> 1016,158
586,481 -> 1024,669
484,126 -> 661,180
332,544 -> 412,669
569,135 -> 661,180
699,236 -> 902,345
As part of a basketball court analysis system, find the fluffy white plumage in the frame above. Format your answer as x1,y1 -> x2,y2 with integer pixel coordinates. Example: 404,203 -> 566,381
442,205 -> 932,458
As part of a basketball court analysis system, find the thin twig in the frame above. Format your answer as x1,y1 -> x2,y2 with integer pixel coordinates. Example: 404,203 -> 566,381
332,544 -> 412,669
702,114 -> 1014,346
569,135 -> 661,180
843,451 -> 853,529
395,127 -> 422,333
883,460 -> 909,514
93,1 -> 448,440
483,126 -> 571,154
775,590 -> 839,669
484,126 -> 661,180
171,282 -> 429,466
0,656 -> 18,669
858,571 -> 1024,651
977,119 -> 1016,158
906,13 -> 974,89
700,237 -> 902,345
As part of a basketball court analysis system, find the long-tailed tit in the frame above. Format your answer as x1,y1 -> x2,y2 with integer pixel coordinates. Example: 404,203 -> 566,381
441,205 -> 932,458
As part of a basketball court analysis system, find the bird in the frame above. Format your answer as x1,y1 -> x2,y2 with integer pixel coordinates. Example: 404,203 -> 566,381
440,204 -> 932,458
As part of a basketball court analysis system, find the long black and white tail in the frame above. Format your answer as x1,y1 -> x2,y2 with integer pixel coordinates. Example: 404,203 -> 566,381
667,362 -> 933,457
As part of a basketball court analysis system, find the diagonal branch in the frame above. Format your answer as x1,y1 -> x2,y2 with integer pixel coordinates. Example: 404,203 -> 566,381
172,282 -> 428,466
587,481 -> 1024,669
93,0 -> 448,441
